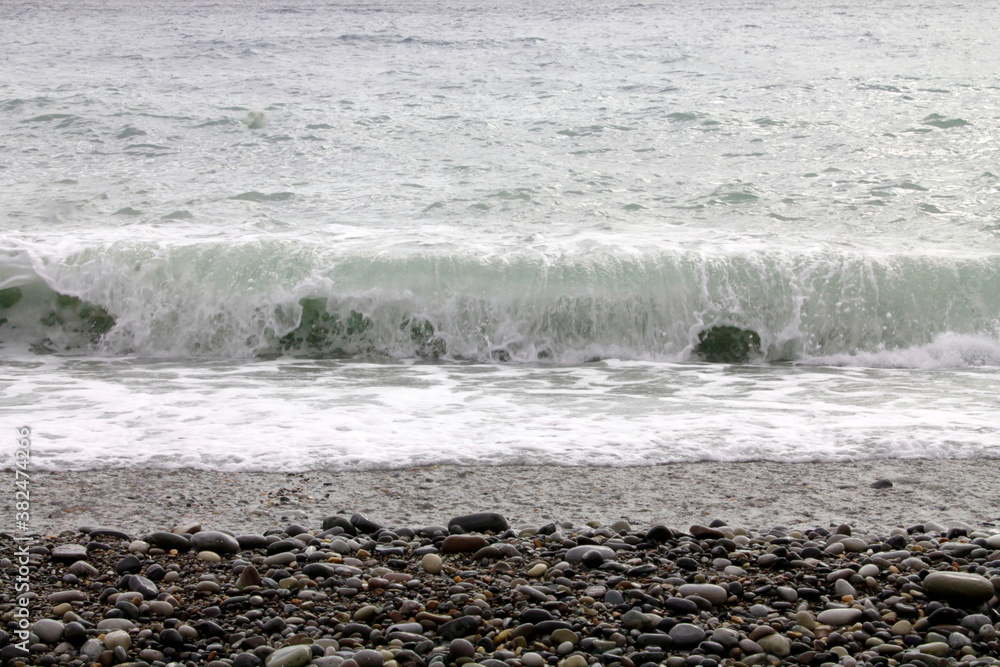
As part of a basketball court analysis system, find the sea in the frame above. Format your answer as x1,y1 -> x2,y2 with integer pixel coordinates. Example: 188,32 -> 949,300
2,0 -> 998,472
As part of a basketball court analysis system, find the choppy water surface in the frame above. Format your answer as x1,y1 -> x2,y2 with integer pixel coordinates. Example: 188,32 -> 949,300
1,0 -> 998,469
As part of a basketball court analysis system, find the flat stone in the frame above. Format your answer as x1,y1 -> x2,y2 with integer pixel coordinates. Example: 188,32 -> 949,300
172,521 -> 201,535
438,615 -> 481,640
923,571 -> 996,606
146,531 -> 191,552
917,642 -> 951,656
51,544 -> 89,561
265,644 -> 313,667
190,530 -> 240,554
198,550 -> 222,562
677,583 -> 728,606
817,608 -> 863,626
96,619 -> 135,631
48,590 -> 88,604
441,535 -> 488,553
840,537 -> 869,552
447,512 -> 510,534
689,524 -> 725,539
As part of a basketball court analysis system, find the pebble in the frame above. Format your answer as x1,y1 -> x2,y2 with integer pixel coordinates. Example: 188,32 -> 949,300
190,530 -> 241,554
816,608 -> 863,625
16,513 -> 1000,667
265,644 -> 314,667
421,553 -> 443,574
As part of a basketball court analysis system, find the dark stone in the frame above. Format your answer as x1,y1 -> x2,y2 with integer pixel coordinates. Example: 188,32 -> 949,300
689,525 -> 725,539
236,534 -> 269,550
321,516 -> 357,534
114,555 -> 142,574
64,622 -> 88,647
146,532 -> 191,552
694,325 -> 761,363
438,616 -> 481,640
871,479 -> 893,489
266,539 -> 305,554
88,528 -> 132,541
350,513 -> 385,534
644,525 -> 675,543
447,512 -> 510,534
233,654 -> 263,667
129,575 -> 158,599
190,531 -> 240,554
663,596 -> 700,614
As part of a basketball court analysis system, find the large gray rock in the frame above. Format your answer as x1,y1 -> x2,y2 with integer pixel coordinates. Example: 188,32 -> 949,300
32,619 -> 65,644
923,571 -> 996,606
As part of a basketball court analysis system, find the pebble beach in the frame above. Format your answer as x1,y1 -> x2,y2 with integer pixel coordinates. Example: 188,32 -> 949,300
3,461 -> 1000,667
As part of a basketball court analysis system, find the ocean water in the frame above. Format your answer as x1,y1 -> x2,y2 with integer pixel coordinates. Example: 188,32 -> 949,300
2,0 -> 998,471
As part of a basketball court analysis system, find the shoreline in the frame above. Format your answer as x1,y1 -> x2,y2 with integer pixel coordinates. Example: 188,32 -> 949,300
5,459 -> 999,536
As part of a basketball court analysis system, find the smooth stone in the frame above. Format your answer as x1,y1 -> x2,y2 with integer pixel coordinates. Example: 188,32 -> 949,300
266,644 -> 314,667
422,553 -> 443,574
148,600 -> 175,616
438,615 -> 481,640
48,590 -> 87,604
172,521 -> 201,534
758,633 -> 790,657
711,627 -> 740,649
198,550 -> 222,562
526,563 -> 548,577
817,608 -> 863,626
561,656 -> 587,667
103,630 -> 131,650
986,534 -> 1000,549
147,531 -> 192,551
190,531 -> 240,555
521,653 -> 545,667
263,552 -> 297,566
447,512 -> 510,533
669,623 -> 705,648
689,524 -> 725,539
840,537 -> 868,552
677,583 -> 728,606
441,535 -> 488,553
96,619 -> 135,631
79,639 -> 103,660
923,571 -> 996,606
32,619 -> 65,644
564,544 -> 615,564
353,649 -> 384,667
67,560 -> 99,577
917,642 -> 951,656
51,544 -> 89,561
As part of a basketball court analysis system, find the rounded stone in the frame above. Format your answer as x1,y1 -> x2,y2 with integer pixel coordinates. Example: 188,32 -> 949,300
441,535 -> 488,553
266,644 -> 314,667
197,550 -> 222,562
422,553 -> 443,574
669,623 -> 706,648
354,649 -> 384,667
758,633 -> 790,657
190,531 -> 240,555
32,619 -> 65,644
817,608 -> 863,626
923,571 -> 996,606
561,655 -> 588,667
677,583 -> 728,606
564,545 -> 615,564
103,630 -> 131,651
522,652 -> 545,667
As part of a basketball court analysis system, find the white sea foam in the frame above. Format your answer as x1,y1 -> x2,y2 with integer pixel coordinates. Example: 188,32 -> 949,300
2,0 -> 999,471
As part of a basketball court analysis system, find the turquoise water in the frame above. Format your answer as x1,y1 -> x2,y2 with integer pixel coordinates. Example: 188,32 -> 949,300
2,0 -> 998,469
